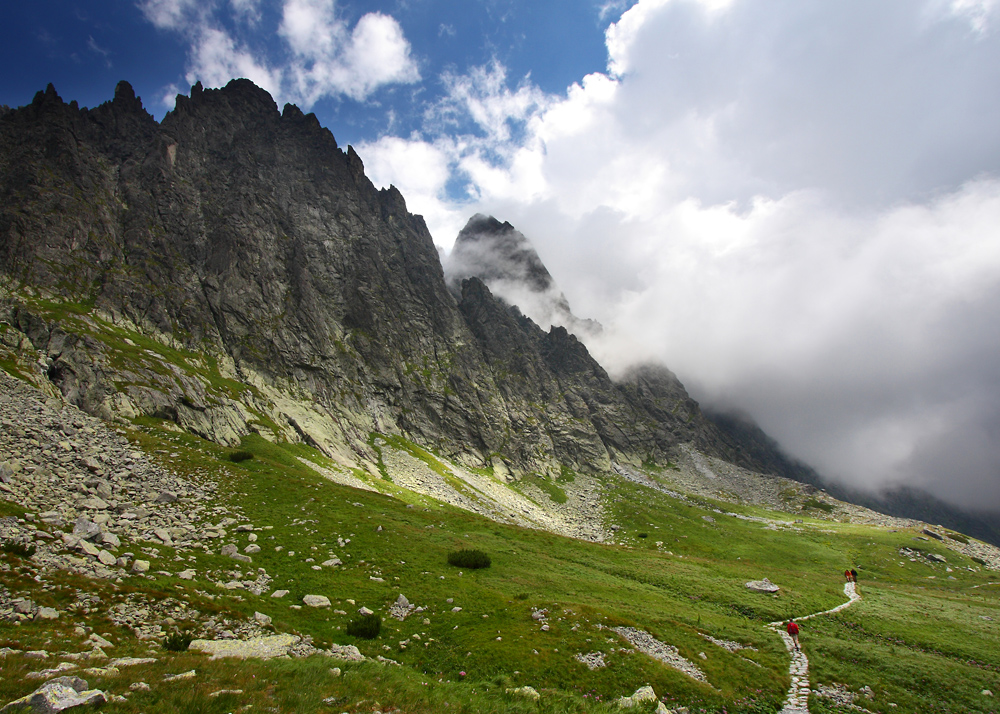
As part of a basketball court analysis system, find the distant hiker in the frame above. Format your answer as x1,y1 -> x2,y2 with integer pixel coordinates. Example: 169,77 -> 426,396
850,568 -> 858,583
787,619 -> 800,650
845,569 -> 852,583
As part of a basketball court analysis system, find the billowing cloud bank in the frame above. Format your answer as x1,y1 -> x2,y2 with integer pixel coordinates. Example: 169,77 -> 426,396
361,0 -> 1000,509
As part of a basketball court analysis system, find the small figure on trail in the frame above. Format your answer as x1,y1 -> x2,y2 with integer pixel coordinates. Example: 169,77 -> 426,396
850,568 -> 858,583
787,618 -> 800,651
845,569 -> 852,582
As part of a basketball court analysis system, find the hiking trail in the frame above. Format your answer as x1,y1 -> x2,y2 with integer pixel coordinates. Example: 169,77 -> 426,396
768,582 -> 860,714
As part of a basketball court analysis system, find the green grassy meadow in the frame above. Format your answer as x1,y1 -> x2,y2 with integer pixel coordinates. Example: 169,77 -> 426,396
3,413 -> 999,714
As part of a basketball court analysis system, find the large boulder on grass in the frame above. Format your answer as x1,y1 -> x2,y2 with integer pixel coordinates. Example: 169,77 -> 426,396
745,578 -> 780,593
0,676 -> 106,713
303,595 -> 331,608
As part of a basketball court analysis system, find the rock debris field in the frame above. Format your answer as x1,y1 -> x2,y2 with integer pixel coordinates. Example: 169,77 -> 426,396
0,370 -> 375,709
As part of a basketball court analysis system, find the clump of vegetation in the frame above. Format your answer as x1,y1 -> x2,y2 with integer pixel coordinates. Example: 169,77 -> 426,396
802,497 -> 834,513
557,464 -> 576,483
448,549 -> 491,569
945,531 -> 969,544
514,592 -> 529,600
1,540 -> 36,558
637,532 -> 649,538
779,487 -> 800,502
163,631 -> 194,652
532,475 -> 568,504
228,450 -> 254,463
346,613 -> 381,639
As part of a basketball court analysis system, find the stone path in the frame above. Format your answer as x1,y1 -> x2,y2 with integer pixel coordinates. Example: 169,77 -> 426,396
769,582 -> 860,714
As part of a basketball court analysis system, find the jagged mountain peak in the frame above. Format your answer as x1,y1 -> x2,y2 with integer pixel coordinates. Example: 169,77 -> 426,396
444,214 -> 603,340
448,214 -> 565,298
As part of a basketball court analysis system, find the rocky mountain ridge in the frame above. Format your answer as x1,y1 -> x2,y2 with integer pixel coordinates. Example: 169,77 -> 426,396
0,78 -> 763,486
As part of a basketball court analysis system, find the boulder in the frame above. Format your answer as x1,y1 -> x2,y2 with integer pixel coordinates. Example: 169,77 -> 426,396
190,634 -> 299,660
78,541 -> 100,557
71,517 -> 101,541
326,644 -> 364,661
131,560 -> 150,573
87,635 -> 114,649
303,595 -> 331,608
506,686 -> 541,701
618,685 -> 658,708
153,528 -> 172,544
0,675 -> 106,713
13,600 -> 34,615
745,578 -> 780,593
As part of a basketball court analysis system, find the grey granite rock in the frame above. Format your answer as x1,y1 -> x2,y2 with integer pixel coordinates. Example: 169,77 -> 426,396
0,676 -> 106,714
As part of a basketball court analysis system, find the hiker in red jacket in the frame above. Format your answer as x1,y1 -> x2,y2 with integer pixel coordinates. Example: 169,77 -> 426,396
845,569 -> 852,582
787,619 -> 800,651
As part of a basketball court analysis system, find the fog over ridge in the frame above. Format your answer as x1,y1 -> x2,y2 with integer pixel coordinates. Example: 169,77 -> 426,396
362,0 -> 1000,511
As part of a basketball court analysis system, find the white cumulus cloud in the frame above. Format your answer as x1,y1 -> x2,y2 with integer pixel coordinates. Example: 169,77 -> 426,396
143,0 -> 419,107
279,0 -> 420,104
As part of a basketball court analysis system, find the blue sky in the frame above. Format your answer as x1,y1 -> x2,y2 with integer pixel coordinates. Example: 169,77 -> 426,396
0,0 -> 617,147
3,0 -> 1000,510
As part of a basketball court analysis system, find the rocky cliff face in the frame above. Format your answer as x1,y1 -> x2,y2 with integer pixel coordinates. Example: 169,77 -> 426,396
0,79 -> 754,481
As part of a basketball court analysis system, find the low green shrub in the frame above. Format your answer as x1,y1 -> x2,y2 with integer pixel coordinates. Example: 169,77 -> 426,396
637,532 -> 649,538
228,450 -> 254,463
346,613 -> 381,639
802,497 -> 834,513
1,540 -> 36,558
163,631 -> 193,652
945,532 -> 969,544
448,549 -> 491,569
